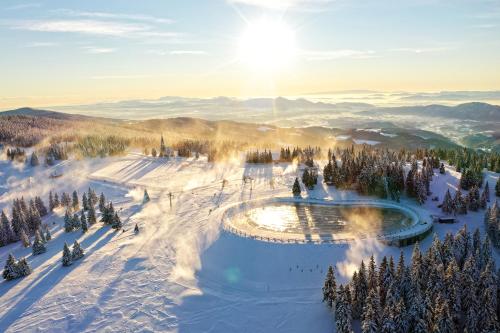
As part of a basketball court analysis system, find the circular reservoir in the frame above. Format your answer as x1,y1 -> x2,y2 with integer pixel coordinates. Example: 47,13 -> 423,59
223,199 -> 423,243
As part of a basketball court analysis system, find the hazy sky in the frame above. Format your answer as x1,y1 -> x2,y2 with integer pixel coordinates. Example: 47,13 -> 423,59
1,0 -> 500,108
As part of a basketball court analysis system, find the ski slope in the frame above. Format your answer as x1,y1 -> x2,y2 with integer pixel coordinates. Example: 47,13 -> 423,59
0,153 -> 498,332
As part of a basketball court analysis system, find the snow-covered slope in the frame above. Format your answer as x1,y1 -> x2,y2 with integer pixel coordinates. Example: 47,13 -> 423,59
0,154 -> 498,332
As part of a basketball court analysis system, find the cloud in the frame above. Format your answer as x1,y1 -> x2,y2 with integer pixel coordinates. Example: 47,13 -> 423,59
227,0 -> 332,10
24,41 -> 58,47
5,3 -> 41,10
146,49 -> 207,56
82,46 -> 116,54
396,91 -> 500,102
302,49 -> 376,61
390,47 -> 450,54
169,50 -> 207,55
8,19 -> 180,39
53,9 -> 174,24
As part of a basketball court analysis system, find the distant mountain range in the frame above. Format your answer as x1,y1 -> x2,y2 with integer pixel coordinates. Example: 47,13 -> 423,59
1,98 -> 498,151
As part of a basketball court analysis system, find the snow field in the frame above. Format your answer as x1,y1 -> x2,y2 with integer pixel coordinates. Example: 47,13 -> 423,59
0,153 -> 498,332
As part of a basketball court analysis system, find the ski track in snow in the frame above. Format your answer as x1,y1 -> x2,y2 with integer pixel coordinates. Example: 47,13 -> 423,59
0,154 -> 498,332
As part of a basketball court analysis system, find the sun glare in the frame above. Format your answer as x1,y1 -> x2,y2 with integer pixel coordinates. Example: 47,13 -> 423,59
238,18 -> 297,72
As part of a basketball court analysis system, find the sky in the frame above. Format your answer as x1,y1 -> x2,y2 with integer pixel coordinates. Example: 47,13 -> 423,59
1,0 -> 500,109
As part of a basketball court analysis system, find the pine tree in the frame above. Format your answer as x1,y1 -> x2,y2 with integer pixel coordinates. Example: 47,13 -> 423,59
143,189 -> 150,203
62,242 -> 72,266
87,204 -> 97,225
72,190 -> 79,211
362,289 -> 380,333
480,189 -> 488,209
28,201 -> 42,232
72,240 -> 84,261
35,196 -> 47,216
468,185 -> 480,211
322,265 -> 336,307
292,178 -> 301,196
2,254 -> 18,280
16,257 -> 31,277
439,163 -> 445,174
61,192 -> 71,207
0,210 -> 15,245
64,210 -> 73,232
99,193 -> 106,212
49,191 -> 55,212
335,285 -> 353,333
20,229 -> 30,247
72,213 -> 81,230
112,212 -> 122,230
496,178 -> 500,197
484,181 -> 490,202
30,151 -> 39,166
82,193 -> 89,211
415,174 -> 427,205
441,189 -> 454,214
32,230 -> 46,255
433,293 -> 453,333
89,187 -> 98,206
81,213 -> 88,233
54,192 -> 60,207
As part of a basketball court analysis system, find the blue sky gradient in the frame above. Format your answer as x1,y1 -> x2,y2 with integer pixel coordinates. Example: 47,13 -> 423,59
1,0 -> 499,108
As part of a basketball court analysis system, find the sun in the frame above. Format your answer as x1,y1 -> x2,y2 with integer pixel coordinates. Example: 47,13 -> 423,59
238,18 -> 297,72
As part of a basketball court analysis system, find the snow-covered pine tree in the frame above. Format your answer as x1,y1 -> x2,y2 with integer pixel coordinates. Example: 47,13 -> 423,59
99,193 -> 106,212
16,257 -> 31,277
30,151 -> 39,166
54,192 -> 60,207
480,189 -> 488,209
2,253 -> 18,280
441,189 -> 453,214
143,189 -> 150,203
496,178 -> 500,197
112,212 -> 122,230
484,181 -> 490,202
81,213 -> 88,233
82,192 -> 89,211
0,210 -> 15,246
72,240 -> 84,261
61,192 -> 71,208
20,229 -> 30,247
322,265 -> 336,307
49,191 -> 55,212
292,178 -> 301,196
439,163 -> 445,174
454,189 -> 467,214
87,204 -> 97,225
433,293 -> 454,332
87,188 -> 96,206
468,185 -> 480,211
361,289 -> 380,333
72,213 -> 81,230
32,230 -> 46,255
367,255 -> 377,293
28,201 -> 42,232
35,196 -> 47,216
335,285 -> 353,333
62,242 -> 72,266
72,190 -> 79,211
478,262 -> 498,332
64,210 -> 73,232
415,174 -> 427,205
